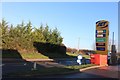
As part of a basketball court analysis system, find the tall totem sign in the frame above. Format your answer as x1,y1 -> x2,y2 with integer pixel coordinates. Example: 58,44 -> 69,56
96,20 -> 109,55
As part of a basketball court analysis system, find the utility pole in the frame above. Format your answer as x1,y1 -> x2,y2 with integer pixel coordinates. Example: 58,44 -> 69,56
108,39 -> 111,52
112,32 -> 114,45
78,37 -> 80,53
110,32 -> 117,65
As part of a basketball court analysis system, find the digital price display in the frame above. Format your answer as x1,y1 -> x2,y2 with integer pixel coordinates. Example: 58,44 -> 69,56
96,38 -> 106,42
96,34 -> 106,38
96,43 -> 105,46
96,47 -> 105,51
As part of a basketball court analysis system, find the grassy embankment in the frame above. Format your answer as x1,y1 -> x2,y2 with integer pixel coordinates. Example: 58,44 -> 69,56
2,51 -> 90,59
21,53 -> 49,59
66,52 -> 90,59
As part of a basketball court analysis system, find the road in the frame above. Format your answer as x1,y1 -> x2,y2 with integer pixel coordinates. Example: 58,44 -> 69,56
1,58 -> 65,75
43,65 -> 120,79
2,62 -> 34,74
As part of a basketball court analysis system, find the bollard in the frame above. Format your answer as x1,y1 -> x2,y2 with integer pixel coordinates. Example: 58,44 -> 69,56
32,61 -> 37,70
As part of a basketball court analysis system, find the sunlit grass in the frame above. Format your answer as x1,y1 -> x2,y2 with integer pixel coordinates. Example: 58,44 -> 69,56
82,54 -> 90,59
20,52 -> 90,59
65,64 -> 96,69
66,52 -> 90,59
2,51 -> 90,59
21,53 -> 49,59
66,52 -> 79,57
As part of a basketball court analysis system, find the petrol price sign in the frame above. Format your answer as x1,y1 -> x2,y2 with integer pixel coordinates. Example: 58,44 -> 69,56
96,20 -> 109,55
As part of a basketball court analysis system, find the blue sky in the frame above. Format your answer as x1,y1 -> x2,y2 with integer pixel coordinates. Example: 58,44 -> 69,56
2,2 -> 118,50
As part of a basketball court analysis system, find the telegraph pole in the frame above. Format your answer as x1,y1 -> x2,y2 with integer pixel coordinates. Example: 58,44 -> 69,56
110,32 -> 117,65
78,37 -> 80,53
112,32 -> 114,45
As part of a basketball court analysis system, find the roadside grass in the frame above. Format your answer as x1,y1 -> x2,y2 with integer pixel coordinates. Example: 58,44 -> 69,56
66,52 -> 79,57
3,52 -> 76,59
65,64 -> 96,69
3,64 -> 96,77
21,52 -> 75,59
21,52 -> 90,59
82,54 -> 90,59
2,51 -> 90,59
66,52 -> 90,59
21,53 -> 49,59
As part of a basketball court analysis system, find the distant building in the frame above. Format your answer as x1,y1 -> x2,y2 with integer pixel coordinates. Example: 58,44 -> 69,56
79,49 -> 96,55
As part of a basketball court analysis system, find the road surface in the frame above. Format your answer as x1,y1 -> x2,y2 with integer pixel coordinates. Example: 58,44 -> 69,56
43,65 -> 120,79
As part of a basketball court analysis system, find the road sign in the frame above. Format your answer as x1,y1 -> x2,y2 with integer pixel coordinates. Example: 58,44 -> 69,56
96,38 -> 106,42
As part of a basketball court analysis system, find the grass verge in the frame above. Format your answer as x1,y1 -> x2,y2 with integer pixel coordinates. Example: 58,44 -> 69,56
65,64 -> 96,69
66,52 -> 90,59
2,51 -> 90,59
21,53 -> 49,59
